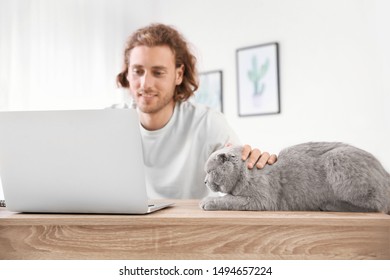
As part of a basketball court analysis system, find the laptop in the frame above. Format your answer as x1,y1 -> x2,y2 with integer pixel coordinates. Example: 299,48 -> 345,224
0,109 -> 173,214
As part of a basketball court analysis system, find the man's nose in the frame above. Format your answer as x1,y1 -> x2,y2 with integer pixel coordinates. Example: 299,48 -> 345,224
140,72 -> 153,89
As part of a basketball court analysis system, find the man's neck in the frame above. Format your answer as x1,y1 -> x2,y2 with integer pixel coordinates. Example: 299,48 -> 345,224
139,102 -> 176,131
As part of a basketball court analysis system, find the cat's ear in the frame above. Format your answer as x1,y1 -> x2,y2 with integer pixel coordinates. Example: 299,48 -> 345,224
217,153 -> 235,163
217,153 -> 229,163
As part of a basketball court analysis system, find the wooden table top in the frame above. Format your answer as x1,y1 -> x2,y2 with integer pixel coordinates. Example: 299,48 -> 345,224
1,200 -> 390,260
1,199 -> 389,227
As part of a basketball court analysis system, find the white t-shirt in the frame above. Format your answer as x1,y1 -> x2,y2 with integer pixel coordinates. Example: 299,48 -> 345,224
140,101 -> 240,199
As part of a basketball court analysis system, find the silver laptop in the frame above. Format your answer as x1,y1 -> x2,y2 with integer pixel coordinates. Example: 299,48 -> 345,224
0,109 -> 173,214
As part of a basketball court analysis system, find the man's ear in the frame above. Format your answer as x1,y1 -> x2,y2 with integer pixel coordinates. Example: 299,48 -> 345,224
175,64 -> 184,85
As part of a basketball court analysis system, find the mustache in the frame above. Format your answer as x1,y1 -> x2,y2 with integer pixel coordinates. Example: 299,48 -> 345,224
136,88 -> 155,95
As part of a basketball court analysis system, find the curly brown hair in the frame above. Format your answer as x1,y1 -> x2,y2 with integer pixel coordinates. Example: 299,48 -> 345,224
116,23 -> 198,102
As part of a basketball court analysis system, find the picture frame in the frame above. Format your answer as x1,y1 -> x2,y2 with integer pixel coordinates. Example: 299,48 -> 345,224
236,42 -> 280,116
194,70 -> 223,112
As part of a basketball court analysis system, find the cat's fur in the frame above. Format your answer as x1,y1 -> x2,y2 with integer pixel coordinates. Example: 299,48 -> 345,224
200,142 -> 390,213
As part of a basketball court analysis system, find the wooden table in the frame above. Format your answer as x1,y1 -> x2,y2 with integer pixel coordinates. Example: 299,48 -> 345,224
1,200 -> 389,259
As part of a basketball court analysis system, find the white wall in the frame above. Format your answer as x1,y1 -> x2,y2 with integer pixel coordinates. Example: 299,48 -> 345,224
154,0 -> 390,170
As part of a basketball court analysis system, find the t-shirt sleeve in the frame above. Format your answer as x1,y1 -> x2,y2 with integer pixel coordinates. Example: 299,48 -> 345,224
204,110 -> 241,156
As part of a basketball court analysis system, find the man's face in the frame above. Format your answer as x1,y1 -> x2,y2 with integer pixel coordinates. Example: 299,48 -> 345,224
127,45 -> 183,114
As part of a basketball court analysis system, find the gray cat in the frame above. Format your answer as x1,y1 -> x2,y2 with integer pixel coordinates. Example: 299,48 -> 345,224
200,142 -> 390,213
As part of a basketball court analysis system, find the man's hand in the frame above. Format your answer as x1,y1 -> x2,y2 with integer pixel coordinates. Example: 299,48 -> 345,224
241,144 -> 277,169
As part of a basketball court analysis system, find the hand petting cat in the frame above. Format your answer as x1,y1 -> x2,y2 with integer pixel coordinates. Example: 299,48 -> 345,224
242,144 -> 278,169
226,143 -> 278,169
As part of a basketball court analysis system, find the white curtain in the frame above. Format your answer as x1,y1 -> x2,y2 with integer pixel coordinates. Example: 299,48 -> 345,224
0,0 -> 159,111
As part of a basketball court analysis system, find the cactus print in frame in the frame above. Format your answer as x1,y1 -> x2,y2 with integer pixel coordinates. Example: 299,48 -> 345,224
236,42 -> 280,116
194,70 -> 223,112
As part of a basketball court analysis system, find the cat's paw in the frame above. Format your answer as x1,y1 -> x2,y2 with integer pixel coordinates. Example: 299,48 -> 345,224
199,197 -> 219,211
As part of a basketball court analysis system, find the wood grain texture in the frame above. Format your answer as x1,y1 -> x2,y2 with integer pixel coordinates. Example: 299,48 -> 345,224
1,200 -> 389,260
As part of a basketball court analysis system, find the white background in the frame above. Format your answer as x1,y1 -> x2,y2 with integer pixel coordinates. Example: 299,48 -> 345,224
0,260 -> 389,279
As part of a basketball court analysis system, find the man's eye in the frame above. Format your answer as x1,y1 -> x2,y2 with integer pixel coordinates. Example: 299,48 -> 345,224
154,71 -> 164,76
132,69 -> 144,75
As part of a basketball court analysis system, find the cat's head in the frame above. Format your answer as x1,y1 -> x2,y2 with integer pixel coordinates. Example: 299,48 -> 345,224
204,145 -> 243,194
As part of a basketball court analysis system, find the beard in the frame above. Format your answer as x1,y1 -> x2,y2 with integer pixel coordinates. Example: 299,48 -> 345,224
132,88 -> 175,115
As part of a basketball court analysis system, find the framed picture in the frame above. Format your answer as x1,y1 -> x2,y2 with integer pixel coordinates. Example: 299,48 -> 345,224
236,42 -> 280,116
194,70 -> 223,112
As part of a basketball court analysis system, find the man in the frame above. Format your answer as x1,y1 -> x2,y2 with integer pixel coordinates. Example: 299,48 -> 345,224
116,23 -> 277,199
